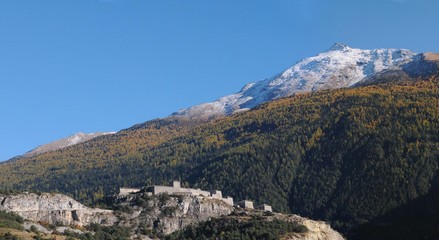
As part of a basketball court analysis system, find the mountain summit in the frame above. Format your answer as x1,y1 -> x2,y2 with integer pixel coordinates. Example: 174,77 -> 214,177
326,42 -> 351,52
15,44 -> 435,158
171,44 -> 417,119
23,132 -> 115,157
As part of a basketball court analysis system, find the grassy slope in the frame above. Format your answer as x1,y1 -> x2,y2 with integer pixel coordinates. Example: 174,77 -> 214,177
0,228 -> 72,240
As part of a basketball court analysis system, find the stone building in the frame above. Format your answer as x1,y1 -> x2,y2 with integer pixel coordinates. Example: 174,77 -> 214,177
237,200 -> 254,209
146,181 -> 210,196
145,181 -> 234,206
256,204 -> 272,212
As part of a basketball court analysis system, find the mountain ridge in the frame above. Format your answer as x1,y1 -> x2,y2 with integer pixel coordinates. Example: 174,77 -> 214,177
23,132 -> 116,157
2,44 -> 439,239
0,76 -> 438,239
12,44 -> 437,157
171,43 -> 417,119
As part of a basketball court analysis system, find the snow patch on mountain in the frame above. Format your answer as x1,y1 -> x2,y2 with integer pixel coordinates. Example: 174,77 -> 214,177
171,43 -> 417,119
24,132 -> 116,157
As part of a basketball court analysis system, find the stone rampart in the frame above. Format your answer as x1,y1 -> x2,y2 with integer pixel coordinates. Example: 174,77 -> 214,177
145,181 -> 234,206
119,188 -> 141,196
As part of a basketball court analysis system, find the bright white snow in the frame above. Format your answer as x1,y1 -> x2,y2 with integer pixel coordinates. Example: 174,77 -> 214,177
171,43 -> 417,119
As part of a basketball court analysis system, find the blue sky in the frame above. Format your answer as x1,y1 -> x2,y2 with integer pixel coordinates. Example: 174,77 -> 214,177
0,0 -> 438,161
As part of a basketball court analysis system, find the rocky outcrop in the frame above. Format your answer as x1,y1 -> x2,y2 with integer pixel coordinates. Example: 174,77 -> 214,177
115,193 -> 344,239
282,214 -> 345,240
0,193 -> 117,227
116,193 -> 233,235
402,53 -> 439,78
0,192 -> 344,240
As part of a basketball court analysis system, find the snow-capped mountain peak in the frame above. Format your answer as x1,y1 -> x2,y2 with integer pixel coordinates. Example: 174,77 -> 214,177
171,44 -> 417,119
326,42 -> 351,52
23,132 -> 116,157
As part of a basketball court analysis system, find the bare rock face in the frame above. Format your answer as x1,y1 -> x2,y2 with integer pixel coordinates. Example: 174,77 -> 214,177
0,192 -> 344,240
0,193 -> 117,227
117,194 -> 233,235
115,193 -> 344,239
282,214 -> 345,240
402,52 -> 439,78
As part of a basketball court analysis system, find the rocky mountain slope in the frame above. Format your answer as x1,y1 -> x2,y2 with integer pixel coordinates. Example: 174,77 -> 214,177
0,192 -> 344,240
23,132 -> 115,157
171,43 -> 417,119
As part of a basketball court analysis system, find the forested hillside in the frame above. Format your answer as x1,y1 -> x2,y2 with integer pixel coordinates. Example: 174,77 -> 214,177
1,77 -> 438,237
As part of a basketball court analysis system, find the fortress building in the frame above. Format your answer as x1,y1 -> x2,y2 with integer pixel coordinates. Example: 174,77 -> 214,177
120,181 -> 234,206
119,181 -> 273,211
237,200 -> 254,210
256,204 -> 273,212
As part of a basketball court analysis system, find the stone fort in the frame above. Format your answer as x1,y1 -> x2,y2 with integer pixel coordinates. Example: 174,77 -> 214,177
120,181 -> 234,206
120,180 -> 272,212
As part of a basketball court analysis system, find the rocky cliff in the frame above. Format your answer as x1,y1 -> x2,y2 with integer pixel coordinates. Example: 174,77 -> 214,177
0,193 -> 117,227
0,192 -> 344,240
282,215 -> 345,240
114,193 -> 234,236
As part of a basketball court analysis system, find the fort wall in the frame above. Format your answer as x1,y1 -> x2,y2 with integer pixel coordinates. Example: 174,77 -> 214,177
119,188 -> 141,196
145,181 -> 234,206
